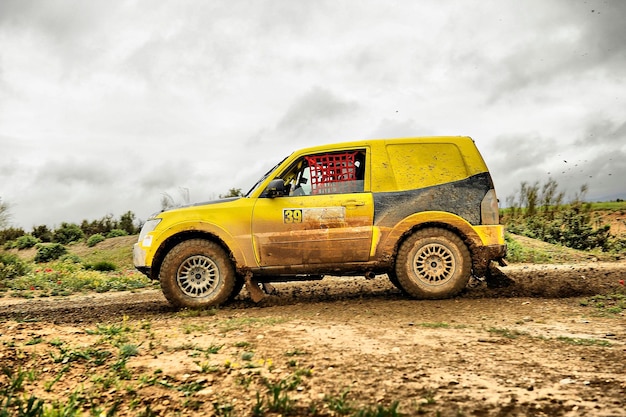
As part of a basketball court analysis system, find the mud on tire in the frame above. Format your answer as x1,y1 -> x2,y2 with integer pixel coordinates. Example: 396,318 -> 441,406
395,228 -> 471,299
159,239 -> 236,308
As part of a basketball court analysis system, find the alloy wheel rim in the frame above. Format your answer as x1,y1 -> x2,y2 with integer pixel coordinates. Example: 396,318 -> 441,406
412,243 -> 455,286
176,255 -> 220,297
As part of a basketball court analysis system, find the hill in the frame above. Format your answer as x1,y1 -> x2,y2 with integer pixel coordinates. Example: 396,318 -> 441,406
9,234 -> 138,270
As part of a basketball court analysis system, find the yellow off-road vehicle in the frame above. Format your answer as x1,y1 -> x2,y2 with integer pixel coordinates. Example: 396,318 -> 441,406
134,137 -> 506,308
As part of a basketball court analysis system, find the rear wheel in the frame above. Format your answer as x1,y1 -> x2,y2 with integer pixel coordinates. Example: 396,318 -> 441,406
395,228 -> 471,299
160,239 -> 236,308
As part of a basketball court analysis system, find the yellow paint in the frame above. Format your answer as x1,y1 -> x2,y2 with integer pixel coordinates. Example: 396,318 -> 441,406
134,136 -> 505,274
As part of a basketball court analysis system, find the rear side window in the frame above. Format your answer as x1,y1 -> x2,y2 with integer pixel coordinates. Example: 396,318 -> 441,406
386,143 -> 468,190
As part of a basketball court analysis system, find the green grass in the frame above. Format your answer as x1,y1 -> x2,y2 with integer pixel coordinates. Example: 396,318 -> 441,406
579,293 -> 626,316
1,312 -> 406,417
3,259 -> 152,296
418,322 -> 450,328
487,327 -> 528,339
505,234 -> 553,263
589,201 -> 626,211
556,336 -> 611,347
76,236 -> 137,270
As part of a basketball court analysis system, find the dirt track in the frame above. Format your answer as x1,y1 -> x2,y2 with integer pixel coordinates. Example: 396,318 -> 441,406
1,262 -> 626,416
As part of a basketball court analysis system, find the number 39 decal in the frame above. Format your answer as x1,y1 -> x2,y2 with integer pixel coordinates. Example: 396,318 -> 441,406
283,209 -> 303,224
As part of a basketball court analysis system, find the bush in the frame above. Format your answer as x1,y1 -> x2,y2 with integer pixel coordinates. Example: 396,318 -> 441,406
504,181 -> 614,252
15,234 -> 41,250
0,227 -> 25,246
60,253 -> 82,263
106,229 -> 128,238
0,252 -> 30,280
87,234 -> 106,247
53,223 -> 85,245
34,243 -> 67,263
3,240 -> 17,250
32,225 -> 53,242
85,261 -> 117,272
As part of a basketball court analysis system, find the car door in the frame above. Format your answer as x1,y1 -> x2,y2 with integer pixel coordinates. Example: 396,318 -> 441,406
251,149 -> 373,266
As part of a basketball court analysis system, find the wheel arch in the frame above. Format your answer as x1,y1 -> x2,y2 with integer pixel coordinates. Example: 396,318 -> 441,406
394,226 -> 473,299
150,230 -> 242,280
381,212 -> 484,272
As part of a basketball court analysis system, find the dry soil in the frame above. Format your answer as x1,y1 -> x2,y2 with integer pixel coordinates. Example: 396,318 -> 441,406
1,262 -> 626,416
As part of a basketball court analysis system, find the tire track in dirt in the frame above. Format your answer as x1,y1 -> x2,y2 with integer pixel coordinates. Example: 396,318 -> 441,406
1,261 -> 625,324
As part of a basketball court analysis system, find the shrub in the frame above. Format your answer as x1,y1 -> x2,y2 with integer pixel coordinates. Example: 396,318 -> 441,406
34,243 -> 67,263
32,225 -> 53,242
504,181 -> 614,251
85,261 -> 117,272
53,223 -> 85,245
0,227 -> 25,246
106,229 -> 128,238
15,234 -> 41,250
60,253 -> 82,263
3,240 -> 17,250
0,252 -> 30,280
87,234 -> 106,247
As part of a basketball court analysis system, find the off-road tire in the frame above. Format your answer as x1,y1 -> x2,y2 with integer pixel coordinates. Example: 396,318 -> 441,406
386,270 -> 408,295
228,275 -> 245,302
395,228 -> 471,299
160,239 -> 236,308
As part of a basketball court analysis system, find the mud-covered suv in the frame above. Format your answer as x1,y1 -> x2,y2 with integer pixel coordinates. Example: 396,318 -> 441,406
134,136 -> 506,308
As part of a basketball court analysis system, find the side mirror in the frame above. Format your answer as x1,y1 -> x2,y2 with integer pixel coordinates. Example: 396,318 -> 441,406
265,179 -> 286,198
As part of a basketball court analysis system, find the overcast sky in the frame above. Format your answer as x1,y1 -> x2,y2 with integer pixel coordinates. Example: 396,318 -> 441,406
1,0 -> 625,230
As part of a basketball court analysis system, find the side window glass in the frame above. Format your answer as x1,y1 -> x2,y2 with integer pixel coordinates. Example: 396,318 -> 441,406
277,150 -> 366,197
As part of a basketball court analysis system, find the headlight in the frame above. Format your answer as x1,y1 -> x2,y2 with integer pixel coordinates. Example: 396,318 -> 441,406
137,218 -> 162,247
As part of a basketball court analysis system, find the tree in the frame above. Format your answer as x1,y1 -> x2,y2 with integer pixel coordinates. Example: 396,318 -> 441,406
219,188 -> 243,198
53,222 -> 85,245
0,197 -> 10,229
119,211 -> 137,234
32,225 -> 53,242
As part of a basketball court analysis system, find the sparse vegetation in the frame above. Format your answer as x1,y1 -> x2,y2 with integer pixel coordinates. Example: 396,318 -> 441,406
580,293 -> 626,316
0,252 -> 30,280
14,235 -> 40,250
87,233 -> 106,247
3,258 -> 150,296
487,327 -> 528,339
502,179 -> 625,253
33,243 -> 67,263
0,186 -> 625,415
555,336 -> 611,347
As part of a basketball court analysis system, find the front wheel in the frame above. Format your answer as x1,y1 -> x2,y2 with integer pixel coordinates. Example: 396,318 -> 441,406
160,239 -> 236,308
395,228 -> 471,299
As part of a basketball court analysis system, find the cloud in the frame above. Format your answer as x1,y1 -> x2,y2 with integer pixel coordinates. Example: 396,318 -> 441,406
276,87 -> 359,135
34,159 -> 116,186
1,0 -> 625,228
575,118 -> 626,147
477,0 -> 626,101
490,133 -> 556,174
368,118 -> 432,139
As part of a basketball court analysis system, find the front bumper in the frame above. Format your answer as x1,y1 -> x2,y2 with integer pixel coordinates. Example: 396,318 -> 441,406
135,266 -> 151,277
133,243 -> 152,278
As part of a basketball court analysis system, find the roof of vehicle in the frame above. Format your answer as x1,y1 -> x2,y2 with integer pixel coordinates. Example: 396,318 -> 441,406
293,136 -> 475,155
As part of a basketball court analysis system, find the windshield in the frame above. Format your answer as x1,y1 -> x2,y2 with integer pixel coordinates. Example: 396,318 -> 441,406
245,156 -> 288,197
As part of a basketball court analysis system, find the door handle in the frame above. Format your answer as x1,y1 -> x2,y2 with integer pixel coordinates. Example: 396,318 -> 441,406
342,200 -> 365,208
